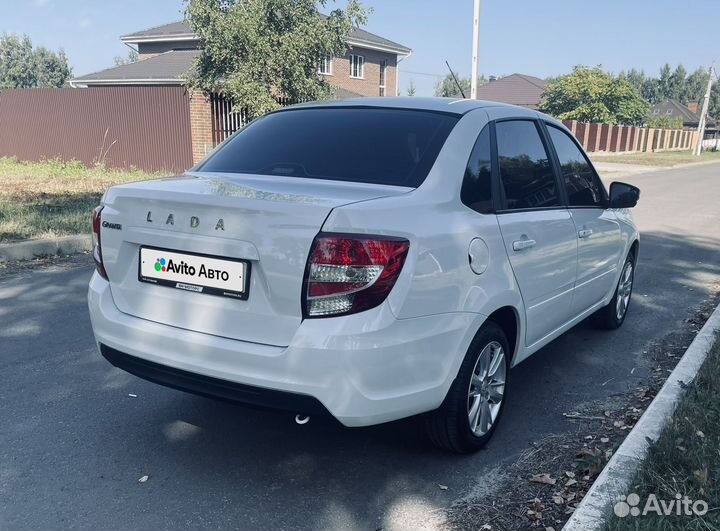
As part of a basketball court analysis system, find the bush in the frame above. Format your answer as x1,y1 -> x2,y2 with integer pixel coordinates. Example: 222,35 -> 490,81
646,115 -> 684,129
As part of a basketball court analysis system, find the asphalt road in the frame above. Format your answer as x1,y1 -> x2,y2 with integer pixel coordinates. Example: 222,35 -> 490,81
2,163 -> 719,531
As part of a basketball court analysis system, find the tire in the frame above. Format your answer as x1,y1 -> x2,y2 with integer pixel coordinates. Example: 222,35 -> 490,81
425,321 -> 510,453
593,251 -> 635,330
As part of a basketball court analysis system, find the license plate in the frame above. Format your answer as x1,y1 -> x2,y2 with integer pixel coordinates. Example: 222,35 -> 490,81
138,246 -> 249,300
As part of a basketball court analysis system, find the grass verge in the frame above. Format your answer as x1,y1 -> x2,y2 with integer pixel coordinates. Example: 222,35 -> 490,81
0,157 -> 160,242
590,149 -> 720,167
607,333 -> 720,530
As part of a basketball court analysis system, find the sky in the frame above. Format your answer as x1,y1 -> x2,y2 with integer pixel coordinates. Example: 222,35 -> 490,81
1,0 -> 718,96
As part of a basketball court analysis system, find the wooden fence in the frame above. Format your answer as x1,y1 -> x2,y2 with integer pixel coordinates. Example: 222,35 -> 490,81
561,120 -> 698,154
0,87 -> 193,173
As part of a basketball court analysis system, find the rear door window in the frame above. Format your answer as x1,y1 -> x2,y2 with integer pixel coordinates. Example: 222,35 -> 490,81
200,108 -> 459,187
495,120 -> 561,210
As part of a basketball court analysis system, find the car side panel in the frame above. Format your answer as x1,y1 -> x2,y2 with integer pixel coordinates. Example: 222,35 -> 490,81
496,209 -> 578,346
569,208 -> 624,313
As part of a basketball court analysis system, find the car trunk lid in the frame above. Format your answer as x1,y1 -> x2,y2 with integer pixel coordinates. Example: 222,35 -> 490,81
99,172 -> 410,346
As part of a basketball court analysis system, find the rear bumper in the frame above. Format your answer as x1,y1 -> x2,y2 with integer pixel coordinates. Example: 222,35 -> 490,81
100,344 -> 331,417
88,273 -> 482,426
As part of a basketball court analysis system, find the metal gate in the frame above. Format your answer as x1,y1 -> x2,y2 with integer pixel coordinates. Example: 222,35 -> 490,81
210,94 -> 298,145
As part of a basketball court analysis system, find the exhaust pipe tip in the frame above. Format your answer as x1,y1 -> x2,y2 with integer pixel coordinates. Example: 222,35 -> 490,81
295,414 -> 310,425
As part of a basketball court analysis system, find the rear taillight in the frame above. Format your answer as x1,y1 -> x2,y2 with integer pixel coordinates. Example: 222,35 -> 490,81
303,233 -> 410,318
91,206 -> 108,280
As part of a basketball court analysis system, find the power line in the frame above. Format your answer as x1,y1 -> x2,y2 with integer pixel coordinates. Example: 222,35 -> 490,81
401,70 -> 445,78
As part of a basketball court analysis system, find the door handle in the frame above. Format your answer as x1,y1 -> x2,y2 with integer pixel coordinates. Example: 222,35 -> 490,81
578,229 -> 593,239
512,239 -> 536,251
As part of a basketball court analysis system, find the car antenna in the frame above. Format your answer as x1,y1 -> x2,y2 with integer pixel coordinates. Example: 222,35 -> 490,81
445,60 -> 467,99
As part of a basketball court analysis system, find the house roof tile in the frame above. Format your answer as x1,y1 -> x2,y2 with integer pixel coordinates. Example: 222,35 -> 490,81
121,20 -> 411,54
72,50 -> 200,84
121,21 -> 194,39
651,99 -> 700,123
473,73 -> 546,108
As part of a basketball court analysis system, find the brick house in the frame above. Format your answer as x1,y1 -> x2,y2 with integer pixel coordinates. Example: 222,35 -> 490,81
72,20 -> 411,163
72,20 -> 411,98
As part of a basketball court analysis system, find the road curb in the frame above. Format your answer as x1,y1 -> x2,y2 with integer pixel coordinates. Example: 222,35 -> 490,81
563,300 -> 720,531
0,235 -> 92,262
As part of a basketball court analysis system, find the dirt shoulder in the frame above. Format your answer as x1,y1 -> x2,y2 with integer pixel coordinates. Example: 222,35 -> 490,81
0,251 -> 94,281
590,150 -> 720,167
591,150 -> 720,181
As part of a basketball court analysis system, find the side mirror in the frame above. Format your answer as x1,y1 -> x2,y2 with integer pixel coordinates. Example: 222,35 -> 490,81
609,182 -> 640,208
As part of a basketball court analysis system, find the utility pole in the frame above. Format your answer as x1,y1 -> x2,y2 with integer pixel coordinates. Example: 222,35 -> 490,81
470,0 -> 481,99
694,63 -> 714,156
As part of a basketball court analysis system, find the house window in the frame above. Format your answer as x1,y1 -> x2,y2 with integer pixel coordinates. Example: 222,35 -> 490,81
379,59 -> 388,96
318,53 -> 333,76
349,54 -> 364,79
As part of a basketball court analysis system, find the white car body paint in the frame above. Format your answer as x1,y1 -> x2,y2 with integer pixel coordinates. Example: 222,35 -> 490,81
88,97 -> 639,427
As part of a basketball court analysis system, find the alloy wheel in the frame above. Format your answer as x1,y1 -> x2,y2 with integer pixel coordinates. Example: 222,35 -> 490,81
616,261 -> 634,321
467,341 -> 506,436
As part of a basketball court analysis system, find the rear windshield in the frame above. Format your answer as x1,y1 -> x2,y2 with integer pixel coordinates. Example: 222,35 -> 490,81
199,107 -> 459,187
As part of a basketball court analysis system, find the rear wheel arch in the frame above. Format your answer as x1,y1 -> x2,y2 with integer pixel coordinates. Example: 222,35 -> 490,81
629,239 -> 639,260
485,306 -> 520,366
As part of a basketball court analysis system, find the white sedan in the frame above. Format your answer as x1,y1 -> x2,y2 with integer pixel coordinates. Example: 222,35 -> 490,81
88,97 -> 639,452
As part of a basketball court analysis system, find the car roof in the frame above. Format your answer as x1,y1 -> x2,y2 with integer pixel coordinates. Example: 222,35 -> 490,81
285,96 -> 541,117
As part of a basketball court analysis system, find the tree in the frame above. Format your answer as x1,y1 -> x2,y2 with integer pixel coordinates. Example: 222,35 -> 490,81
434,71 -> 469,98
618,68 -> 646,94
604,63 -> 718,119
668,64 -> 687,101
433,71 -> 487,98
0,33 -> 71,89
709,82 -> 720,120
406,80 -> 416,96
114,49 -> 139,66
0,34 -> 35,89
683,67 -> 709,105
544,74 -> 562,85
185,0 -> 367,120
540,66 -> 649,125
34,46 -> 71,87
618,68 -> 664,104
641,77 -> 660,104
657,63 -> 672,101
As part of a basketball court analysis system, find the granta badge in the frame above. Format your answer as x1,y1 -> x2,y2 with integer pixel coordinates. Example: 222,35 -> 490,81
101,220 -> 122,230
